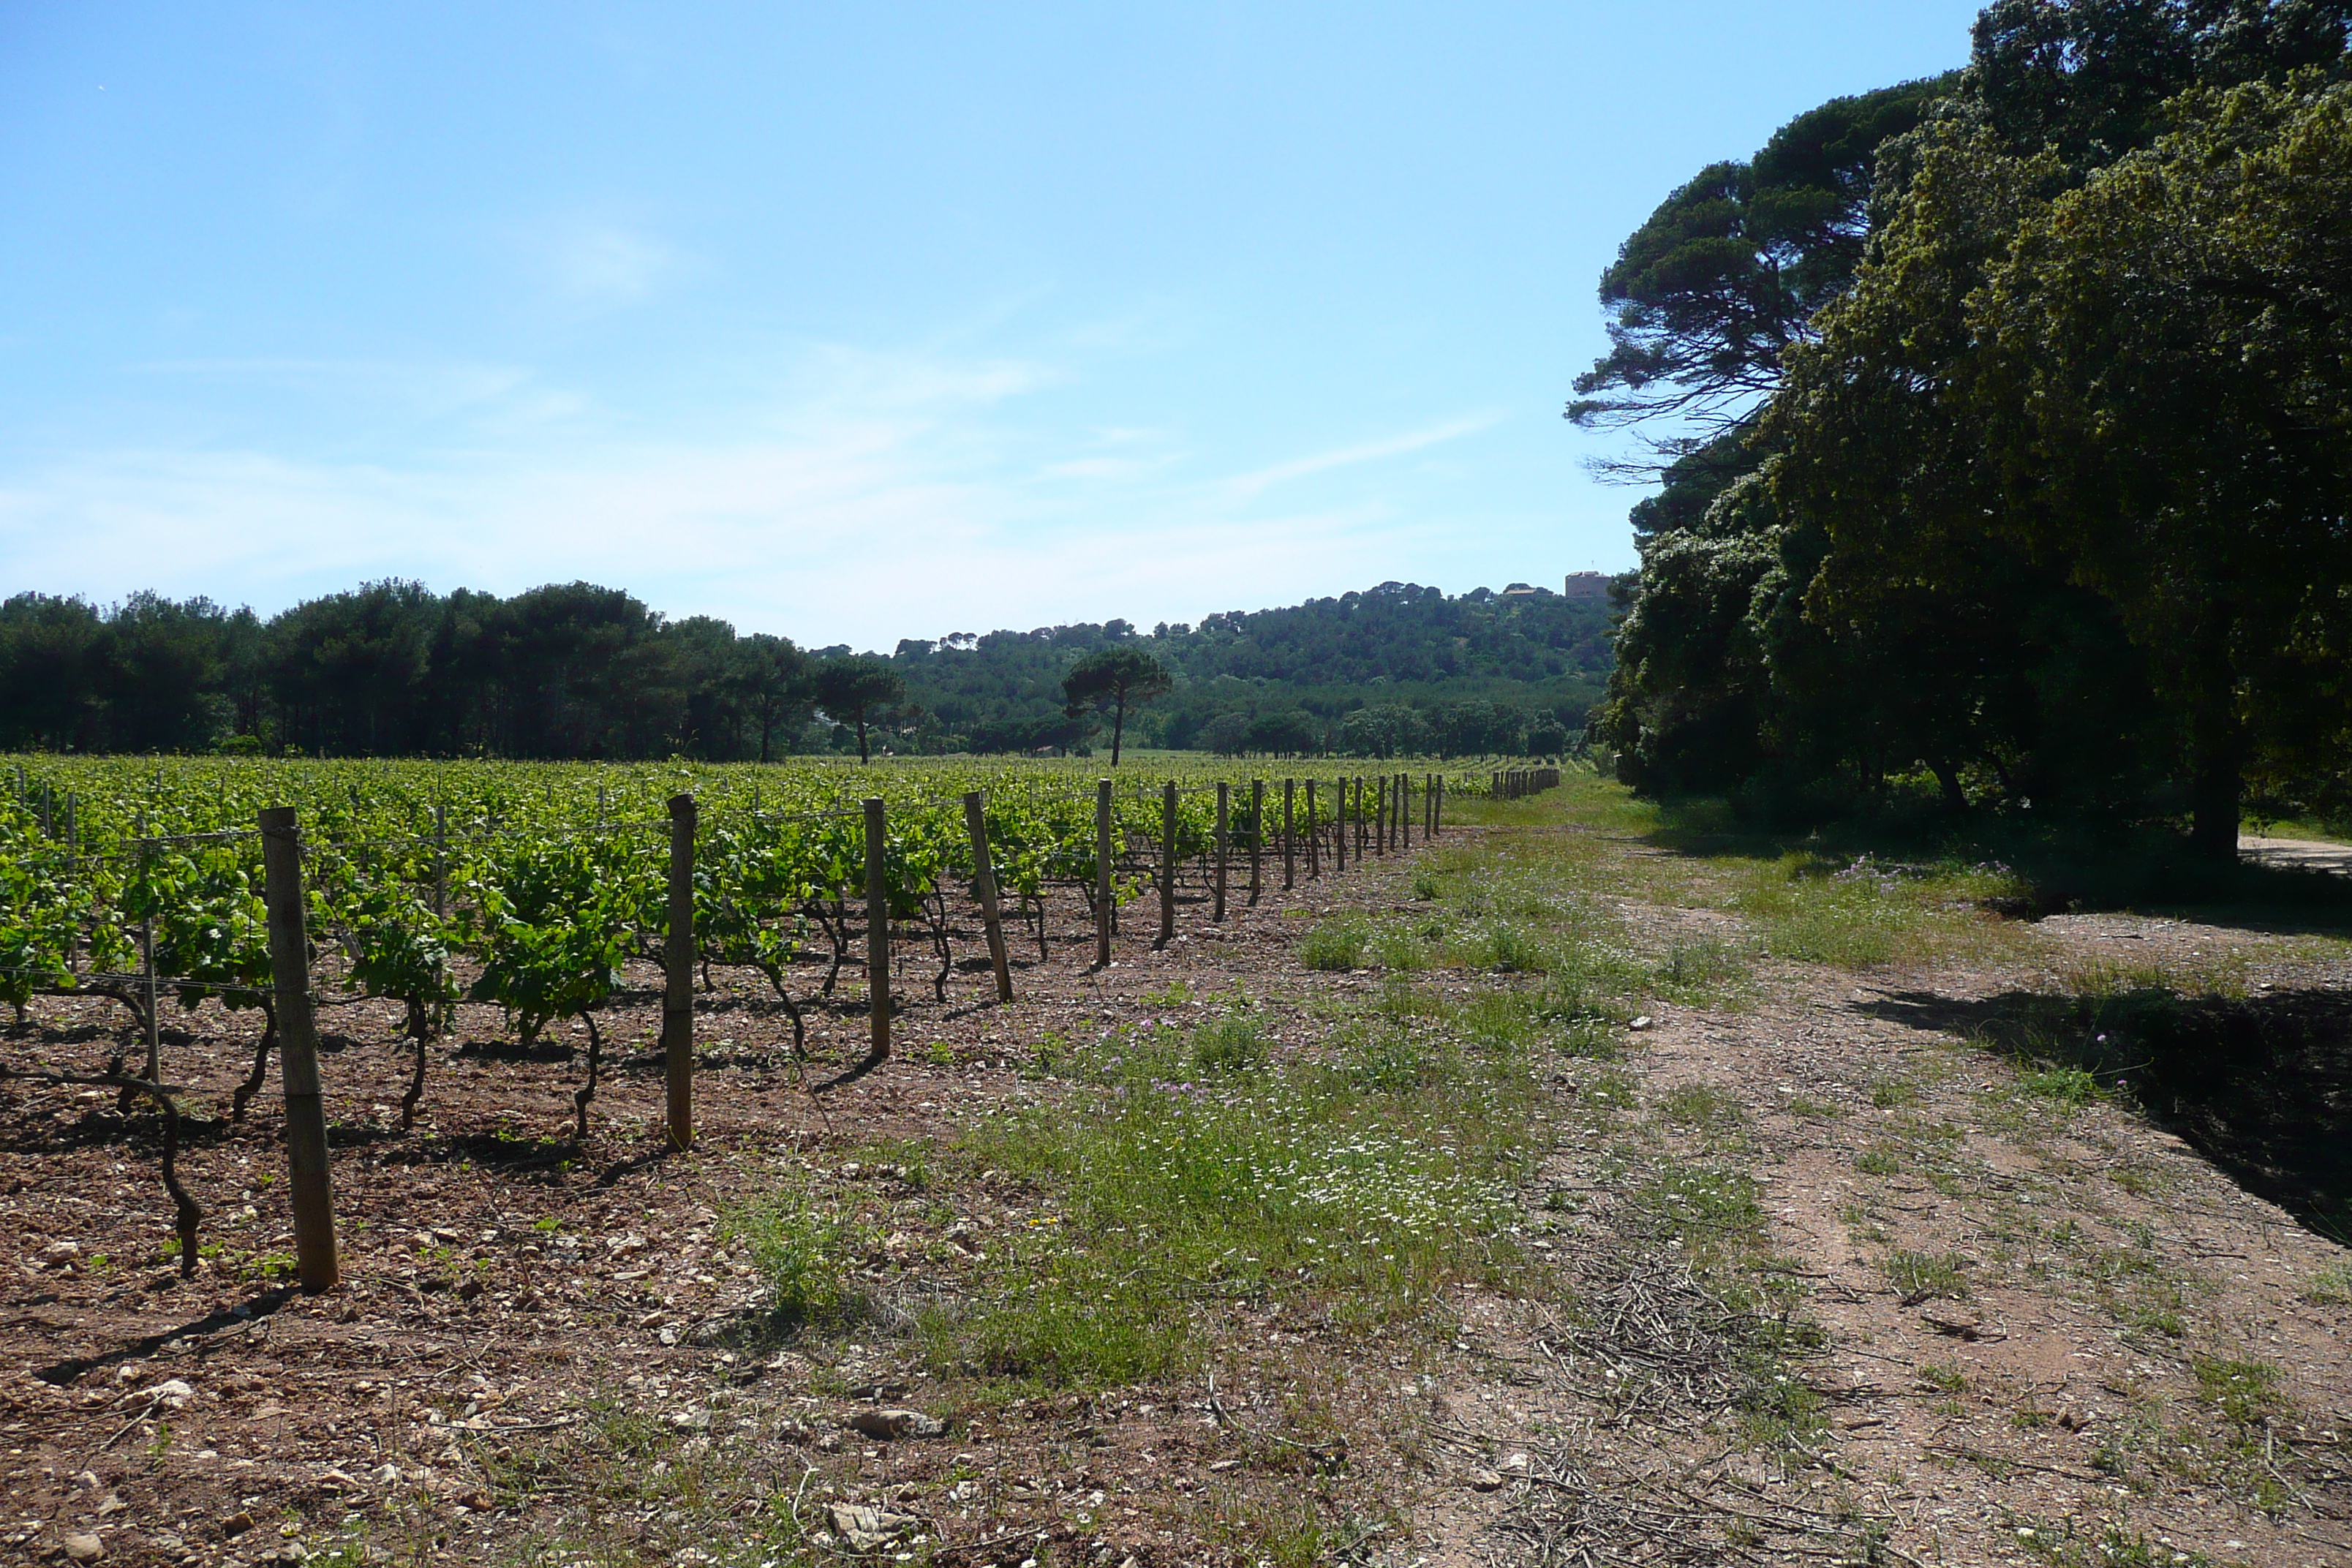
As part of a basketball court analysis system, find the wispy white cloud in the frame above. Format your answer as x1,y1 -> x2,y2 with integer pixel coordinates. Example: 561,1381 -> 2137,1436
131,356 -> 553,423
0,339 -> 1507,646
562,225 -> 679,304
1218,413 -> 1500,500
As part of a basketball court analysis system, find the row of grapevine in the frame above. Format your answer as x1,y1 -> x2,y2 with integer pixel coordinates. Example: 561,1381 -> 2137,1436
2,759 -> 1512,1054
0,756 -> 1533,1279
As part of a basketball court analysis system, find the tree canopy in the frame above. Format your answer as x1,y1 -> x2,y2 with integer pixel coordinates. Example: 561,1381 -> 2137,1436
1566,75 -> 1955,447
1061,647 -> 1172,766
1585,0 -> 2352,852
0,575 -> 1597,761
813,657 -> 908,765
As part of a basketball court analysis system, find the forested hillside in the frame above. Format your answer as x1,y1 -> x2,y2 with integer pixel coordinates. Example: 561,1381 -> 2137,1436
883,580 -> 1610,755
0,576 -> 1610,760
1580,0 -> 2352,852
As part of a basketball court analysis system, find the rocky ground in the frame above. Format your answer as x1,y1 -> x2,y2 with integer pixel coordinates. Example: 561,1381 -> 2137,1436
6,793 -> 2351,1567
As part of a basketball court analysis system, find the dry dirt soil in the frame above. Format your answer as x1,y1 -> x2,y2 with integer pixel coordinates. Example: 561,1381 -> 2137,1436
5,800 -> 2350,1568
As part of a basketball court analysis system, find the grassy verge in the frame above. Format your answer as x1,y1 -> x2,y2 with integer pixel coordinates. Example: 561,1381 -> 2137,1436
921,991 -> 1548,1387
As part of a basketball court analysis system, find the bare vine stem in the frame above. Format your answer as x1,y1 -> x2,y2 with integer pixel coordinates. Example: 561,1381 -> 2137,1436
1,1065 -> 203,1275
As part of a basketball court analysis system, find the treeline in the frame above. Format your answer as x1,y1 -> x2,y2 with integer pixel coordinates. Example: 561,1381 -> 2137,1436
1582,0 -> 2352,853
0,582 -> 812,761
0,576 -> 1609,760
889,579 -> 1607,755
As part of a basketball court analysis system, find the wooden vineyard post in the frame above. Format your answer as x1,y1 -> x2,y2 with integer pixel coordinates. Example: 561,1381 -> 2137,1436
1282,779 -> 1296,889
1248,779 -> 1264,905
864,797 -> 891,1060
1435,774 -> 1444,834
1355,777 -> 1367,853
1336,779 -> 1349,872
63,792 -> 77,969
258,806 -> 340,1293
1158,781 -> 1177,947
663,794 -> 697,1149
136,815 -> 159,1082
962,791 -> 1014,1003
1305,780 -> 1319,879
1400,772 -> 1410,850
1095,780 -> 1114,968
1376,775 -> 1387,855
431,803 -> 449,1034
1213,782 -> 1229,924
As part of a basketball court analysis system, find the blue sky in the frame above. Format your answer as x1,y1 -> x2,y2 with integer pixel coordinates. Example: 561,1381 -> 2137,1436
1,2 -> 1985,650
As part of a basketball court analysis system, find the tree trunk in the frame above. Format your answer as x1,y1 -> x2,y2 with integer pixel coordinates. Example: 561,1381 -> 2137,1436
856,712 -> 870,764
1111,696 -> 1126,766
1929,758 -> 1968,815
2186,617 -> 2242,862
2190,747 -> 2241,862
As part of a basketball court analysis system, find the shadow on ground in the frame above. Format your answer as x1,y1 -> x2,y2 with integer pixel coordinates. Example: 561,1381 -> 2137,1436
1637,798 -> 2352,938
1862,985 -> 2352,1243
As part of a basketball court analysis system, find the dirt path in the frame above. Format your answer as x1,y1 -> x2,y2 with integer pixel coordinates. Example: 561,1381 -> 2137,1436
2244,834 -> 2352,880
7,796 -> 2351,1567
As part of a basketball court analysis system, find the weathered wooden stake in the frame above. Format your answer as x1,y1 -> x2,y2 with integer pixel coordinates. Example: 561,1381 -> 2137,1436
1158,781 -> 1177,947
1335,778 -> 1347,872
137,815 -> 158,1082
1095,780 -> 1114,968
1248,779 -> 1264,906
663,794 -> 697,1147
962,791 -> 1014,1003
63,792 -> 77,968
1400,772 -> 1410,850
1282,779 -> 1296,889
1316,780 -> 1335,879
864,797 -> 890,1059
1375,775 -> 1387,855
259,806 -> 339,1293
431,802 -> 451,1036
1213,782 -> 1229,923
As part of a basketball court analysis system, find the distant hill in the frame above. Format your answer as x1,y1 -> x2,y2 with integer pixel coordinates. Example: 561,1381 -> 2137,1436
0,576 -> 1614,758
853,578 -> 1617,755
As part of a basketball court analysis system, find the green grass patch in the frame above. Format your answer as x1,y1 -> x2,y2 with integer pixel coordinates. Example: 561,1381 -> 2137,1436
2016,1064 -> 2100,1108
725,1189 -> 878,1331
1868,1077 -> 1921,1109
918,998 -> 1549,1390
1887,1249 -> 1970,1302
2190,1355 -> 2286,1430
1729,852 -> 2015,970
1653,936 -> 1748,1002
1300,916 -> 1368,971
2299,1262 -> 2352,1305
1657,1082 -> 1744,1132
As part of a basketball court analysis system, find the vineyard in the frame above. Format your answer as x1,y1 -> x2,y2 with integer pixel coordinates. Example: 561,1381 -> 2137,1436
0,754 -> 1556,1284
